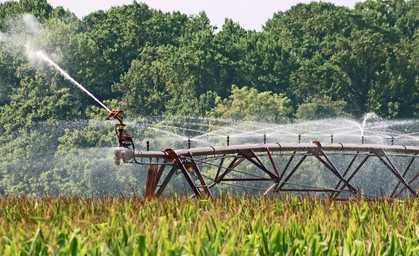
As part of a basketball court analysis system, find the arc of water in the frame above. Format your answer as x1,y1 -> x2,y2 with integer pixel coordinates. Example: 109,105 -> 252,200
301,125 -> 361,137
157,124 -> 209,135
36,51 -> 111,112
395,132 -> 419,138
149,127 -> 189,140
228,126 -> 287,138
360,112 -> 379,136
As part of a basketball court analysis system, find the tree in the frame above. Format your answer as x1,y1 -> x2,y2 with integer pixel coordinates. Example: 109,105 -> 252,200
213,18 -> 249,98
295,96 -> 349,120
0,63 -> 81,134
209,85 -> 293,122
289,54 -> 351,106
354,0 -> 419,39
19,0 -> 53,23
241,32 -> 296,94
0,0 -> 53,30
367,36 -> 419,118
329,30 -> 388,116
40,17 -> 111,105
82,2 -> 154,86
112,45 -> 174,116
113,13 -> 223,117
142,10 -> 189,47
0,42 -> 22,106
264,2 -> 353,59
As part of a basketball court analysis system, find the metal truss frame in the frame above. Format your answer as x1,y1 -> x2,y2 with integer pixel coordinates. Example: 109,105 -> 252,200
114,142 -> 419,199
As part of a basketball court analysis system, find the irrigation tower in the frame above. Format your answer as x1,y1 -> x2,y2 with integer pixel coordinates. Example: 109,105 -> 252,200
113,139 -> 419,199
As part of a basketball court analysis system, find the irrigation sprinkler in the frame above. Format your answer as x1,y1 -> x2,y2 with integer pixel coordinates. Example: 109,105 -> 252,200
105,109 -> 133,149
113,140 -> 419,200
33,49 -> 419,200
35,50 -> 137,164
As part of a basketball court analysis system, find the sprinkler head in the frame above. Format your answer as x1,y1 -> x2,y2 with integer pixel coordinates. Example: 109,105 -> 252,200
106,109 -> 134,148
114,148 -> 133,165
106,109 -> 124,124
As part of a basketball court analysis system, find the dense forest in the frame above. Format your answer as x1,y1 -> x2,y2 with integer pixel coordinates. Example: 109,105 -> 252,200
0,0 -> 418,196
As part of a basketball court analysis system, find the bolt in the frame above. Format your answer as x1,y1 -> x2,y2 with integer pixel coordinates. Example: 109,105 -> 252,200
188,138 -> 191,149
298,134 -> 301,144
361,136 -> 364,144
227,136 -> 230,146
331,134 -> 334,143
391,136 -> 394,145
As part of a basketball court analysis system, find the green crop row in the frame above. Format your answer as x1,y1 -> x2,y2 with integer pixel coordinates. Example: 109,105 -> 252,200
0,195 -> 418,255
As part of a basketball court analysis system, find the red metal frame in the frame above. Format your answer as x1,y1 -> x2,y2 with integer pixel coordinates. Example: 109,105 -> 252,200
114,142 -> 419,199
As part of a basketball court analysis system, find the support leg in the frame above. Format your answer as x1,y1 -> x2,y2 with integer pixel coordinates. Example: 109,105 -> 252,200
144,164 -> 158,199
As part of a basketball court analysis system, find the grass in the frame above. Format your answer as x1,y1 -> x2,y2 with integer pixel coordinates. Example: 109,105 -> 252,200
0,195 -> 418,255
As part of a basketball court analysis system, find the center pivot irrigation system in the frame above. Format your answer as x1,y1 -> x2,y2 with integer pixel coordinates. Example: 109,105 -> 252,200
34,50 -> 419,200
106,110 -> 419,200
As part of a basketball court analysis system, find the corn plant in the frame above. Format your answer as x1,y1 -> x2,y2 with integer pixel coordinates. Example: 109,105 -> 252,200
0,195 -> 418,255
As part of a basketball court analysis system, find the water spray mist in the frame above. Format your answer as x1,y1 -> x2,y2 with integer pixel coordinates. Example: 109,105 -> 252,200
35,51 -> 111,112
35,50 -> 135,151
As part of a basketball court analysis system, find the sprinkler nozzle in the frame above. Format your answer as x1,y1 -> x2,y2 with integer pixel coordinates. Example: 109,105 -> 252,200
106,109 -> 124,124
106,109 -> 133,148
113,148 -> 133,165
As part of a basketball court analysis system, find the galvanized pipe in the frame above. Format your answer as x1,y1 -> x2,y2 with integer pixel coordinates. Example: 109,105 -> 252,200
114,143 -> 419,160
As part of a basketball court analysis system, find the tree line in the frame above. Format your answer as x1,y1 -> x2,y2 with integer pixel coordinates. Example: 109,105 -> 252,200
0,0 -> 418,195
1,0 -> 418,127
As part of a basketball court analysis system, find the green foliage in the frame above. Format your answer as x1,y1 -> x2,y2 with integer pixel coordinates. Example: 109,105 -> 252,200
0,0 -> 53,29
289,54 -> 351,106
56,121 -> 114,153
112,45 -> 176,116
0,0 -> 419,196
295,96 -> 350,120
0,196 -> 417,255
0,127 -> 56,195
0,64 -> 81,133
1,0 -> 418,121
264,2 -> 353,59
209,85 -> 293,122
242,32 -> 296,94
0,43 -> 21,106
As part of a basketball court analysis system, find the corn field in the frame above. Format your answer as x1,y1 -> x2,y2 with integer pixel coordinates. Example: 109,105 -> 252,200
0,195 -> 418,255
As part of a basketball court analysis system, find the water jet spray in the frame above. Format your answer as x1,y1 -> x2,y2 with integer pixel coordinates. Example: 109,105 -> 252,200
35,51 -> 111,112
35,50 -> 135,155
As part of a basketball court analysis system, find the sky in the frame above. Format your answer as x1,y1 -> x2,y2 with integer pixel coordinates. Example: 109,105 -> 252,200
1,0 -> 361,31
